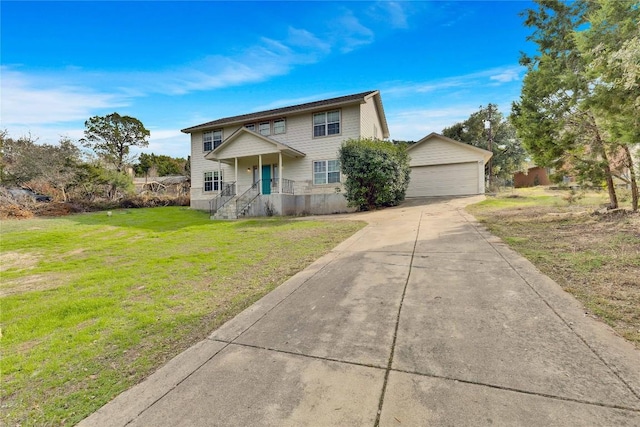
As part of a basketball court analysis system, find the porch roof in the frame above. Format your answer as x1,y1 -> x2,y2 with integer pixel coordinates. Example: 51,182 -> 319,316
204,127 -> 306,162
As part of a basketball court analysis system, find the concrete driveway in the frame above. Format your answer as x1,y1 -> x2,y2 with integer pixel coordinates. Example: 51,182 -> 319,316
79,197 -> 640,426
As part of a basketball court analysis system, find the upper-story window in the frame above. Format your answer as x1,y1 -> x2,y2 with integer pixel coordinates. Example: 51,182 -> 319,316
273,119 -> 286,135
203,129 -> 222,151
259,122 -> 271,136
313,110 -> 340,137
245,123 -> 255,131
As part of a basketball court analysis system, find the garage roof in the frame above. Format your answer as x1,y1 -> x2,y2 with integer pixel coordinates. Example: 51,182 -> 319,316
407,132 -> 493,163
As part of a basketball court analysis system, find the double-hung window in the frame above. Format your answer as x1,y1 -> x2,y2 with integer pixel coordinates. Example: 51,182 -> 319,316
204,171 -> 223,192
313,160 -> 340,185
245,123 -> 255,131
273,119 -> 286,134
203,129 -> 222,151
259,122 -> 271,136
313,110 -> 340,137
203,132 -> 213,152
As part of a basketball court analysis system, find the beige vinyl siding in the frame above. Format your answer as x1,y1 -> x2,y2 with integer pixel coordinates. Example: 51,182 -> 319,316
190,103 -> 366,206
190,132 -> 235,208
190,132 -> 209,202
406,135 -> 489,198
359,96 -> 383,139
408,137 -> 485,167
267,105 -> 360,194
216,132 -> 281,158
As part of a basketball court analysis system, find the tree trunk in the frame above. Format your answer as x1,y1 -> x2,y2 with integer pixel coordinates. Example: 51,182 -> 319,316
591,117 -> 618,209
602,156 -> 619,209
110,182 -> 118,201
623,145 -> 639,212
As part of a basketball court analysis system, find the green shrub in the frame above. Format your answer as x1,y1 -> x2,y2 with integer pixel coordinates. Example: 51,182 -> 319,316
339,138 -> 410,211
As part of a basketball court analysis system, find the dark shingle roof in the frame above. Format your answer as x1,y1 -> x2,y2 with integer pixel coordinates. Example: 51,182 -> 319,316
181,90 -> 378,133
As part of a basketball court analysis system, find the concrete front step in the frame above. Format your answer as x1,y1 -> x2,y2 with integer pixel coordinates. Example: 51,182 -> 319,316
212,198 -> 238,220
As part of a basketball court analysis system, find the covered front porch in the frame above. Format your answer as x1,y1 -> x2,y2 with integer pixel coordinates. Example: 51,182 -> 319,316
204,127 -> 305,218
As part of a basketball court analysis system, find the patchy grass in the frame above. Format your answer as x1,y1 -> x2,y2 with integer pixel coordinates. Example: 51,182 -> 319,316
467,187 -> 640,348
0,207 -> 365,426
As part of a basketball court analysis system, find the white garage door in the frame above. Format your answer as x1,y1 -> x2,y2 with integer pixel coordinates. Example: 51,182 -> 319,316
407,162 -> 479,197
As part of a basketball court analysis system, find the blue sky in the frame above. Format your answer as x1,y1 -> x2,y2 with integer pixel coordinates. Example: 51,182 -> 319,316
1,1 -> 536,158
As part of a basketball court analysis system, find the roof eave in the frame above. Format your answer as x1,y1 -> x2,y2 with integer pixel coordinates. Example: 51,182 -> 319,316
181,91 -> 378,134
204,128 -> 306,160
408,132 -> 493,163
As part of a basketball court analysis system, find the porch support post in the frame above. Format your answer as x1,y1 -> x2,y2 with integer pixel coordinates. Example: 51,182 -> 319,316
218,161 -> 222,193
258,154 -> 263,194
234,157 -> 238,195
278,152 -> 283,194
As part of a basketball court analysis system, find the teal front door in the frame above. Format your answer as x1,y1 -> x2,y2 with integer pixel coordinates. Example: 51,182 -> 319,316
262,165 -> 271,195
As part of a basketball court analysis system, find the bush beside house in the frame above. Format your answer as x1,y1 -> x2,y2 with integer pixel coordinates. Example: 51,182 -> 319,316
339,138 -> 410,211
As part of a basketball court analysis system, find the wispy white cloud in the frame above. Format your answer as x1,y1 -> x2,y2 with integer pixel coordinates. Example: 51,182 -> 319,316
384,65 -> 525,95
384,66 -> 525,141
0,67 -> 129,126
136,129 -> 189,159
286,27 -> 332,55
253,92 -> 343,112
0,27 -> 328,129
1,8 -> 376,129
388,106 -> 480,141
375,2 -> 409,29
490,67 -> 521,83
126,32 -> 322,96
331,10 -> 375,53
0,5 -> 417,155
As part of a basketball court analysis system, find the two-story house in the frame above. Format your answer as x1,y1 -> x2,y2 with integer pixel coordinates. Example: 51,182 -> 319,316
181,90 -> 389,218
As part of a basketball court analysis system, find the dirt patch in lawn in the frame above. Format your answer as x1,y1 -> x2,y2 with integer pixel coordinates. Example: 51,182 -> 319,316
0,274 -> 67,297
0,252 -> 64,297
0,251 -> 40,272
470,200 -> 640,348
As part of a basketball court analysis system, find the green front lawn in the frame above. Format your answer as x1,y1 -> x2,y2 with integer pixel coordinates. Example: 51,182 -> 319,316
0,207 -> 365,426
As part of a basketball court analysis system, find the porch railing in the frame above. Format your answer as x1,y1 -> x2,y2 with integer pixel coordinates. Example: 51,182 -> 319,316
265,178 -> 295,194
209,181 -> 236,216
278,178 -> 295,195
236,180 -> 261,217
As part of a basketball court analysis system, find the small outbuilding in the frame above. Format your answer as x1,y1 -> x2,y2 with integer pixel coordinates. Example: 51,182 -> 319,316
405,133 -> 493,197
514,166 -> 551,188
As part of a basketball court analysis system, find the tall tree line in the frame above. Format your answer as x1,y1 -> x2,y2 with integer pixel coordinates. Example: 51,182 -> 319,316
443,104 -> 528,186
1,113 -> 189,202
512,0 -> 639,211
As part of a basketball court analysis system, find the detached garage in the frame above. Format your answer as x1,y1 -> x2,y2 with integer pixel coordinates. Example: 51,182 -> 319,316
406,133 -> 493,197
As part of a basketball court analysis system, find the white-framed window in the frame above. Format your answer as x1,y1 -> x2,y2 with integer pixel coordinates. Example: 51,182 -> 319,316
273,118 -> 286,134
204,171 -> 223,192
259,122 -> 271,136
203,132 -> 212,151
313,160 -> 340,185
245,123 -> 255,131
203,129 -> 222,151
213,130 -> 222,149
313,110 -> 340,137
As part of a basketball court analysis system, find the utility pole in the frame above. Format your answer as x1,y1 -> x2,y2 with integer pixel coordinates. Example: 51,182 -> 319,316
484,104 -> 494,189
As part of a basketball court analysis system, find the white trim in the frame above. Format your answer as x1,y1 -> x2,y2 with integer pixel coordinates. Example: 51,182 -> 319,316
313,159 -> 341,185
258,155 -> 263,194
312,109 -> 341,138
279,152 -> 283,192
